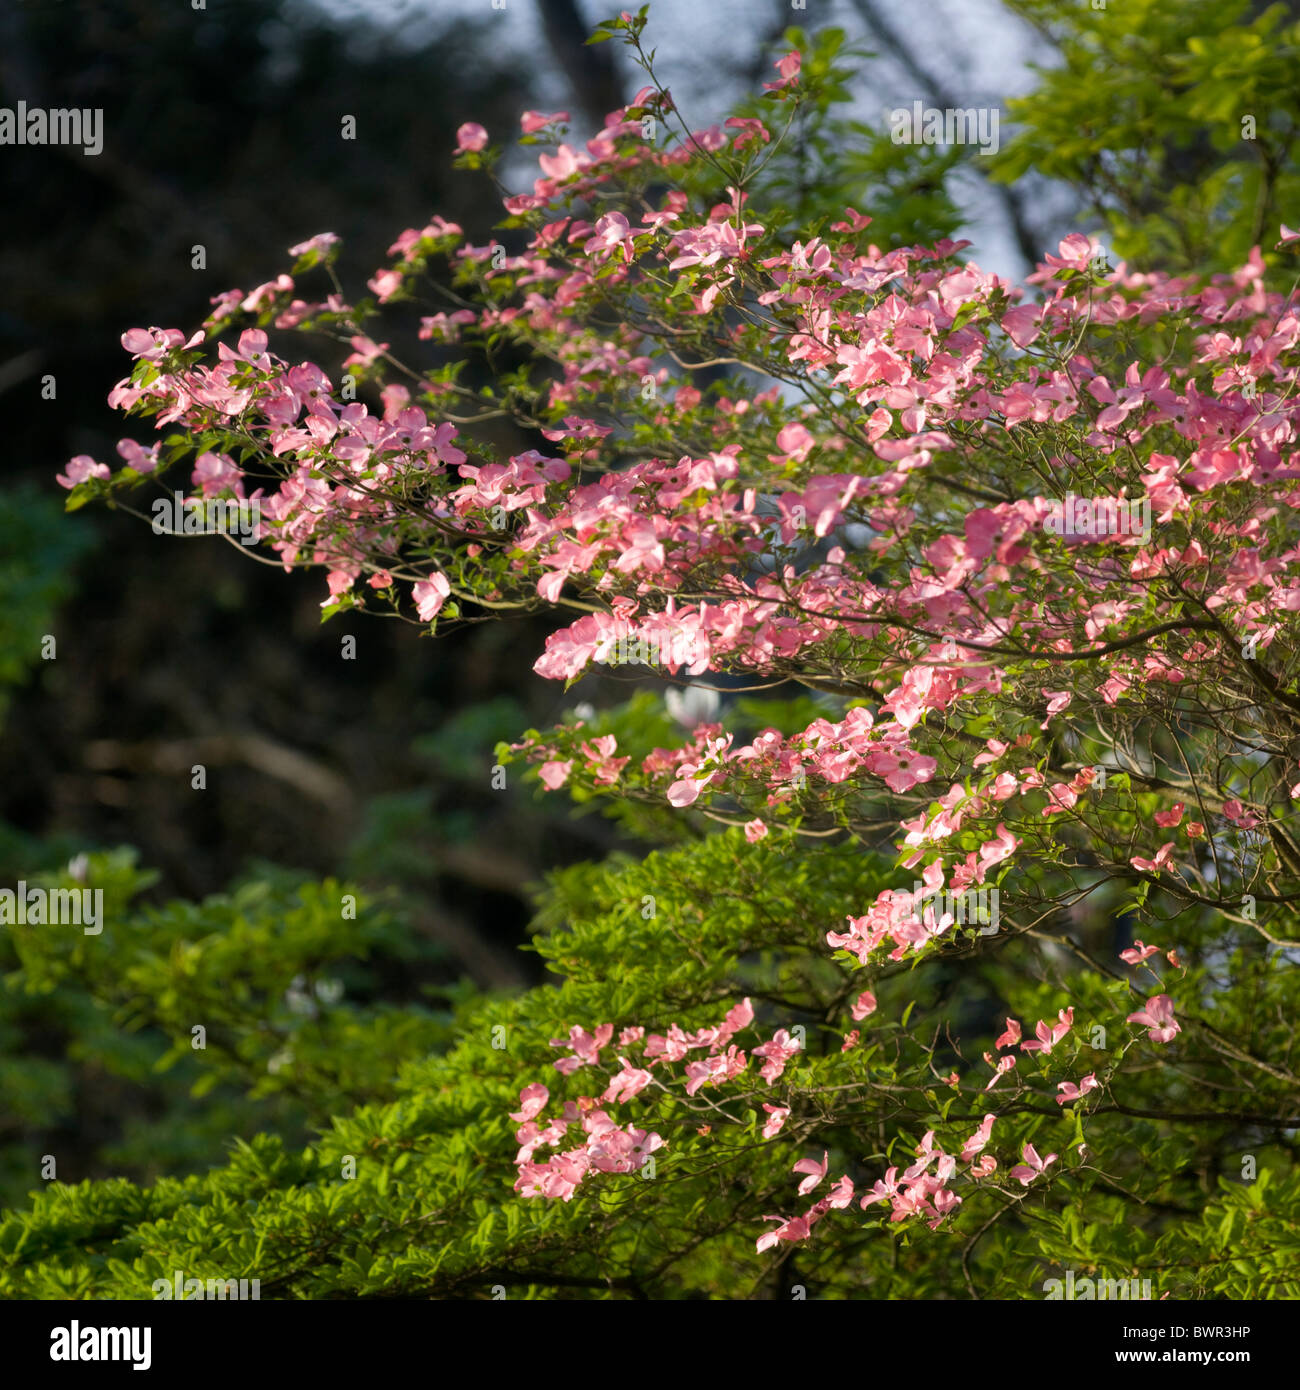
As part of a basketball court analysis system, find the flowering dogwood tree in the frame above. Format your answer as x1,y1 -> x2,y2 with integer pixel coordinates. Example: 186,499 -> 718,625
41,11 -> 1300,1298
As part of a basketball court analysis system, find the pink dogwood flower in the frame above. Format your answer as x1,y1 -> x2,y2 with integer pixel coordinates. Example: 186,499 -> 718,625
509,1083 -> 549,1122
1130,841 -> 1176,873
1020,1008 -> 1074,1055
57,455 -> 110,489
851,990 -> 877,1021
1127,994 -> 1181,1044
413,572 -> 451,621
455,122 -> 488,153
761,1104 -> 790,1139
793,1150 -> 828,1196
1009,1143 -> 1057,1185
960,1113 -> 996,1163
1056,1074 -> 1100,1105
520,109 -> 569,133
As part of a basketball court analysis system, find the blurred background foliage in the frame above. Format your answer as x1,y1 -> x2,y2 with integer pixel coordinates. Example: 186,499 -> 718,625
0,0 -> 1297,1279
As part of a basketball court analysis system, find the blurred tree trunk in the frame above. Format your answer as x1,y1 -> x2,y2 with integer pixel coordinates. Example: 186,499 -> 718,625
536,0 -> 624,129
